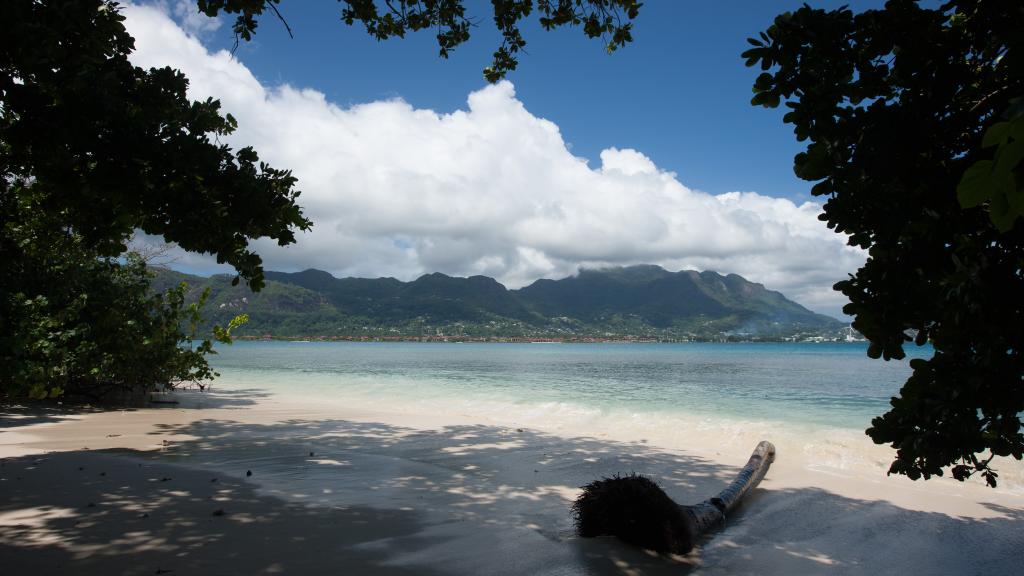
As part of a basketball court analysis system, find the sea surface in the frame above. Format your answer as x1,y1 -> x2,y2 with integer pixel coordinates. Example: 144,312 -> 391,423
210,341 -> 924,428
207,341 -> 1024,488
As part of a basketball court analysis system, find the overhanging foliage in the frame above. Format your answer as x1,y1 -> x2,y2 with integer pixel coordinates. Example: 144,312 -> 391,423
745,0 -> 1024,486
1,0 -> 303,400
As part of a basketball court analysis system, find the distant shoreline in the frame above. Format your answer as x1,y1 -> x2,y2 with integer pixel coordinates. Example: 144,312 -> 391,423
234,335 -> 867,344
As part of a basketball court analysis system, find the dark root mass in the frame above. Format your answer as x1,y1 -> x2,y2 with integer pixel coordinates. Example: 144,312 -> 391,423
571,473 -> 695,554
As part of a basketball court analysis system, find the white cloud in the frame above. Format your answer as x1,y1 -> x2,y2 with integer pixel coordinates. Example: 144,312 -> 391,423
123,3 -> 864,318
164,0 -> 221,38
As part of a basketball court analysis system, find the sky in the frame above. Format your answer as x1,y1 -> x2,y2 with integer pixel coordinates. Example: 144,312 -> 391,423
124,1 -> 882,319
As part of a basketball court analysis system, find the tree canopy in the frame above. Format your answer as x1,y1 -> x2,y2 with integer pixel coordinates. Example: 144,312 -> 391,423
1,0 -> 309,399
197,0 -> 642,82
744,0 -> 1023,486
2,0 -> 311,290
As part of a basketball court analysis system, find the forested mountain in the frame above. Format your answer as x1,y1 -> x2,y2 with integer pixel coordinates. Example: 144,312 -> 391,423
152,265 -> 846,340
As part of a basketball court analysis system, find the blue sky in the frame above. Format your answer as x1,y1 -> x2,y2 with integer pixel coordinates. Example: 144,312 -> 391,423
202,0 -> 877,202
128,1 -> 877,317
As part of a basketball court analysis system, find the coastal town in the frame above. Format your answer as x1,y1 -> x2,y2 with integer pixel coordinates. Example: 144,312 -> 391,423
238,325 -> 865,344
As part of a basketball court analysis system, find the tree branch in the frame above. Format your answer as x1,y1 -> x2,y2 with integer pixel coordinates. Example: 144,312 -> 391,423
267,1 -> 294,39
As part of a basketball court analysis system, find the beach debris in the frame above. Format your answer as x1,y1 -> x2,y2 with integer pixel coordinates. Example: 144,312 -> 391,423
160,477 -> 172,482
99,471 -> 106,476
572,440 -> 775,555
246,470 -> 252,477
211,508 -> 225,517
211,477 -> 218,483
155,567 -> 173,574
309,451 -> 315,457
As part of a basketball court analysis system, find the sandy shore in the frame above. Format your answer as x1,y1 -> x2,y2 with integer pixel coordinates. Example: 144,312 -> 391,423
2,386 -> 1022,575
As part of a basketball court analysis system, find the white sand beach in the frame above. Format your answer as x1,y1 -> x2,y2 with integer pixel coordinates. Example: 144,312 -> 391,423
2,385 -> 1022,575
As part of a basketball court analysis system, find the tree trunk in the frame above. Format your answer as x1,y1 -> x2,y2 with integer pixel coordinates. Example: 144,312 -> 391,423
572,440 -> 776,555
682,440 -> 776,536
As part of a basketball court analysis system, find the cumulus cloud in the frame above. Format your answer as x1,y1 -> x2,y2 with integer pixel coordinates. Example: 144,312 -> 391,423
164,0 -> 221,38
123,3 -> 864,318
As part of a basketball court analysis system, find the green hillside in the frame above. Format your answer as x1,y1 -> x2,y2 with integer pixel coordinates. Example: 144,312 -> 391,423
152,265 -> 847,340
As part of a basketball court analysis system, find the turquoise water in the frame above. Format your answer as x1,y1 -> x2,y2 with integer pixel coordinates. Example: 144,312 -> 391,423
210,341 -> 929,431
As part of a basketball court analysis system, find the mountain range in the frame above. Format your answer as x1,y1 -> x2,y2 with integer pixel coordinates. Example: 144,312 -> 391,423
151,265 -> 846,340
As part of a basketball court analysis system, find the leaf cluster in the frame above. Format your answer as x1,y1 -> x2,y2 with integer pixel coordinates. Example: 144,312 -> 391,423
744,0 -> 1024,486
958,102 -> 1024,231
2,0 -> 311,291
1,0 -> 302,401
0,186 -> 247,400
199,0 -> 642,82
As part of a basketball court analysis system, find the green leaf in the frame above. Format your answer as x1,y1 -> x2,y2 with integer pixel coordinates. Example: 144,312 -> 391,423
1006,176 -> 1024,213
753,72 -> 773,92
989,190 -> 1016,232
982,122 -> 1010,148
794,143 -> 829,181
993,139 -> 1024,175
1010,120 -> 1024,142
957,160 -> 993,208
28,384 -> 48,400
867,342 -> 882,359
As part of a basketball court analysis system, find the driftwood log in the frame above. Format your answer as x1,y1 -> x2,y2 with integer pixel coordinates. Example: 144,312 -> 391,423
572,440 -> 776,554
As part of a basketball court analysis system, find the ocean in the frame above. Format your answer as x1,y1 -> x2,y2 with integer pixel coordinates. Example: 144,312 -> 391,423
210,341 -> 920,430
204,339 -> 1024,493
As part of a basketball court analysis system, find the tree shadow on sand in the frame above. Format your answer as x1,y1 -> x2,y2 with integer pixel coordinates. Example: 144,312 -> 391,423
0,388 -> 273,431
0,404 -> 110,430
2,413 -> 1022,575
0,450 -> 440,575
150,387 -> 276,410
